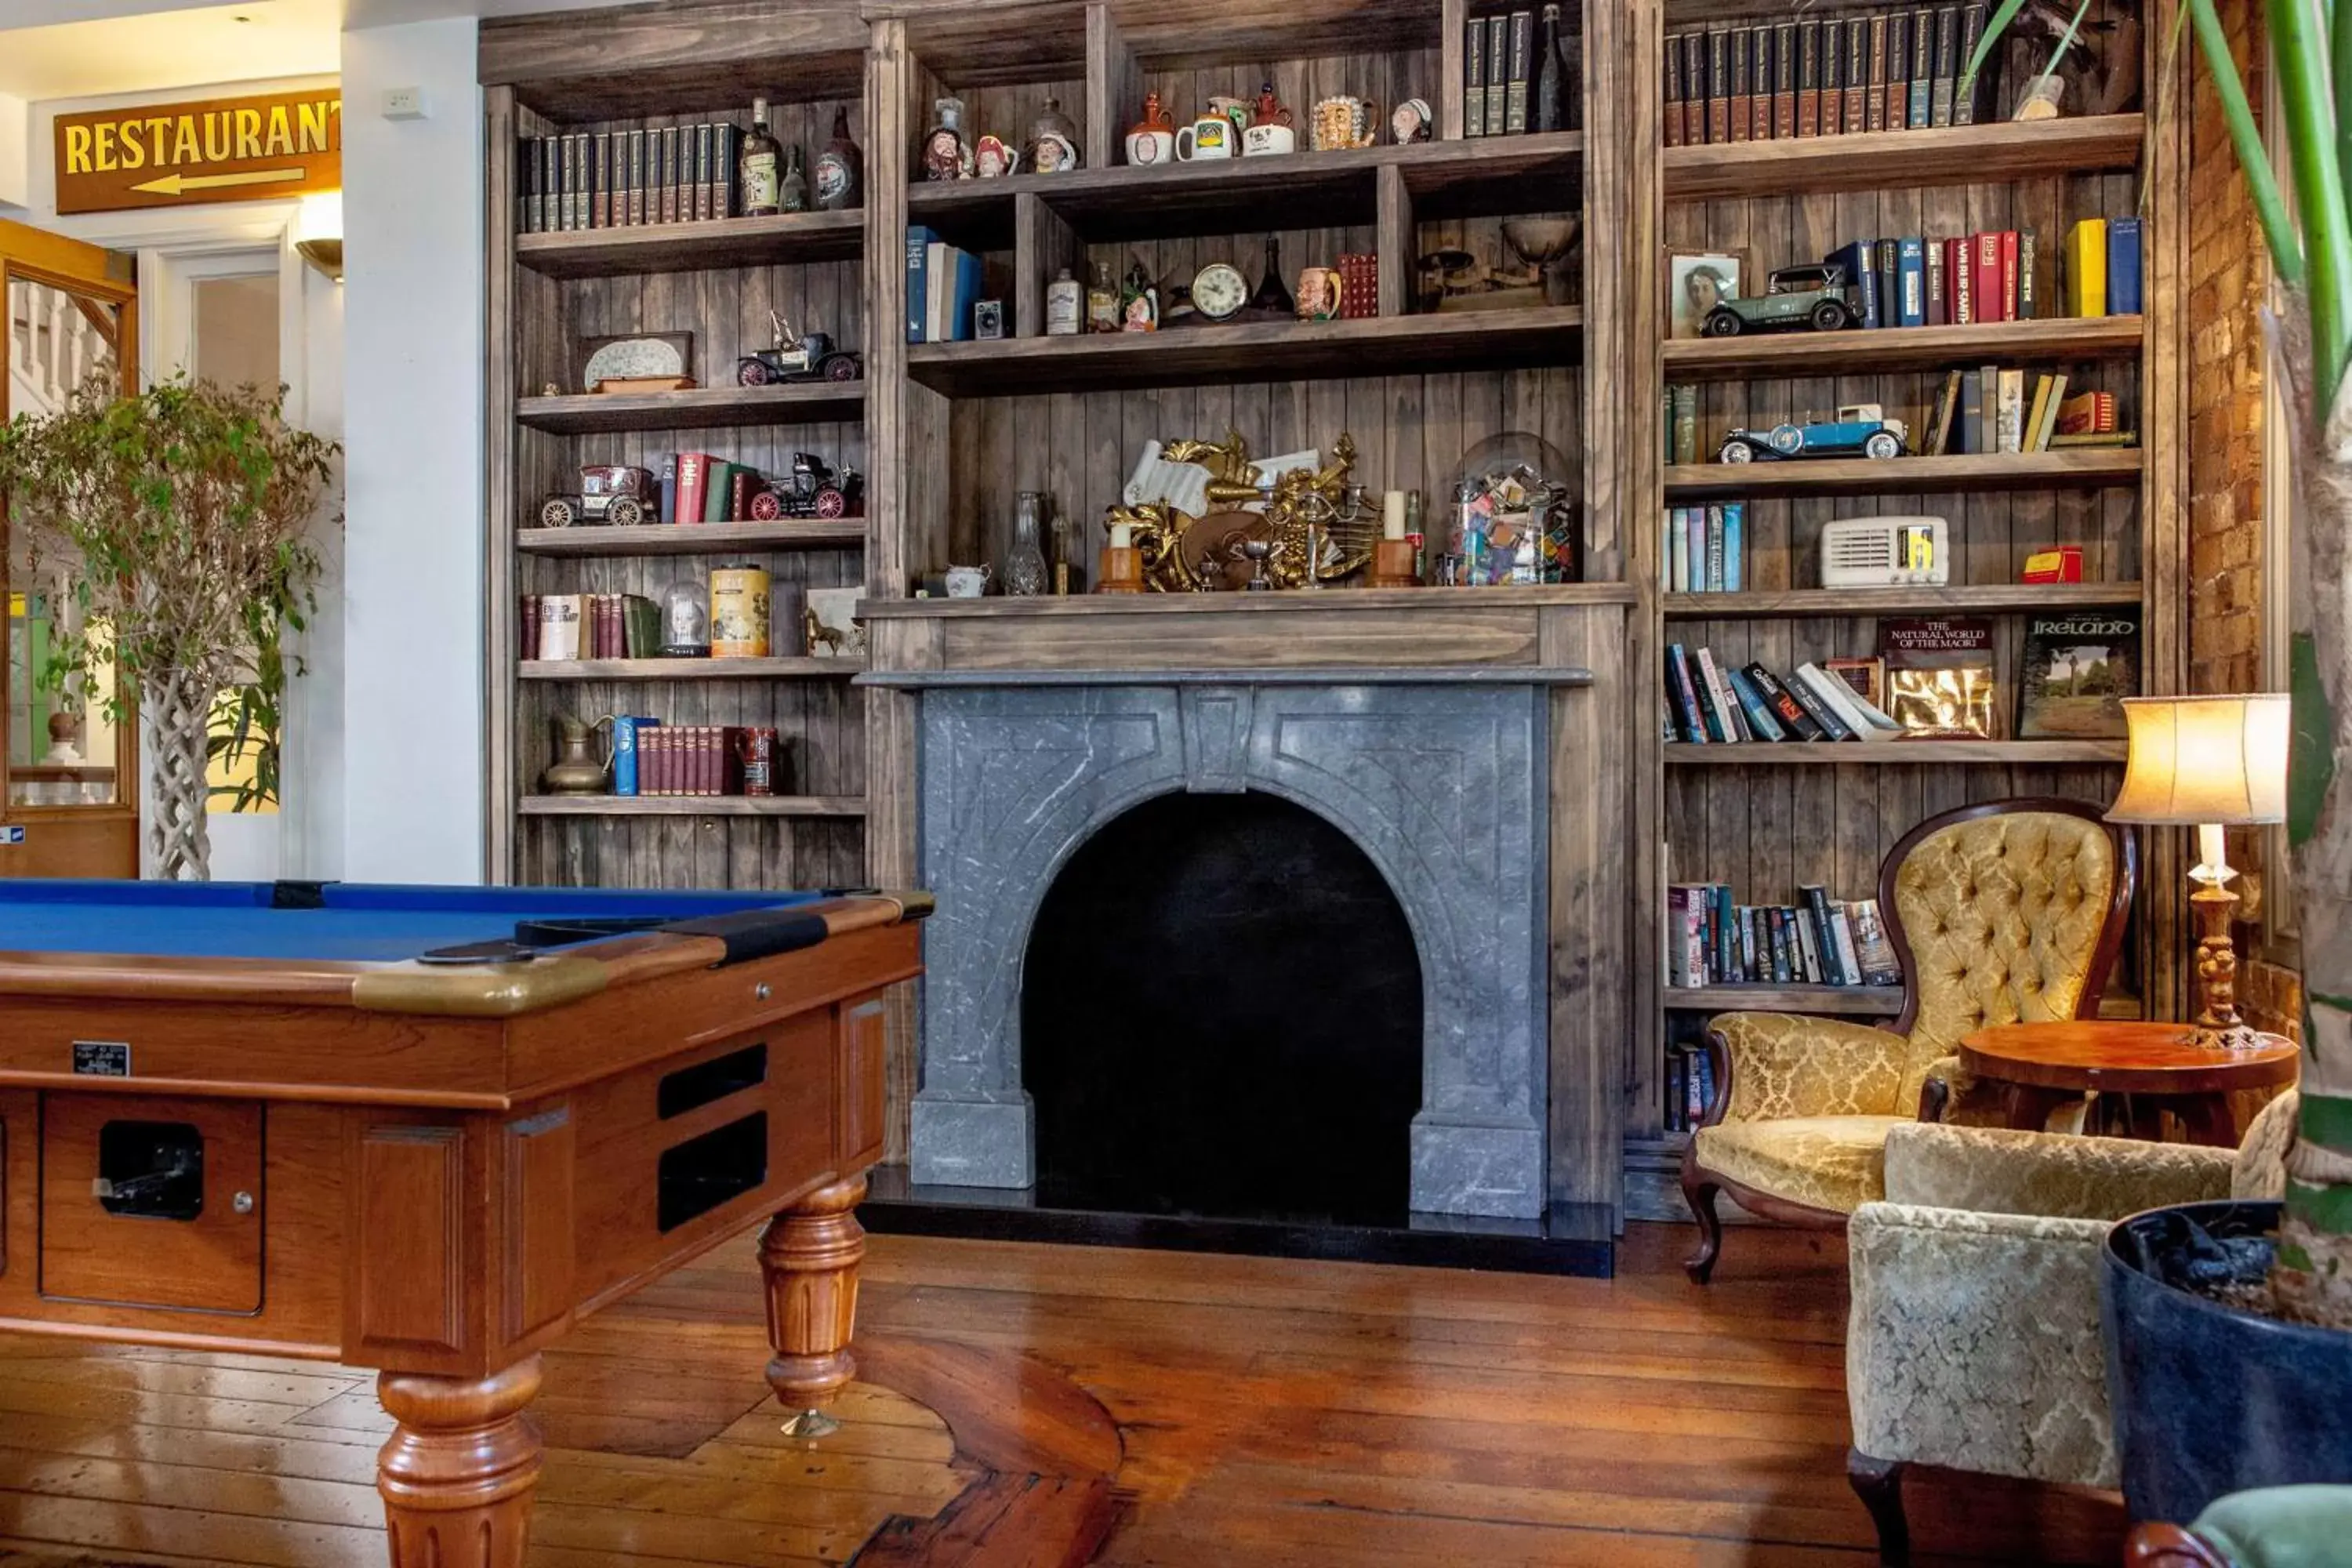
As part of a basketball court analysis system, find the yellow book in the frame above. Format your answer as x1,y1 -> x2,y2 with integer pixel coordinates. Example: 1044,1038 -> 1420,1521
2066,219 -> 2108,318
2024,375 -> 2055,454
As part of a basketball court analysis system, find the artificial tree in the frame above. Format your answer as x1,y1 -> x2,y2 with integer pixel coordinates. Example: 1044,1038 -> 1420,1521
0,376 -> 334,880
1970,0 -> 2351,1330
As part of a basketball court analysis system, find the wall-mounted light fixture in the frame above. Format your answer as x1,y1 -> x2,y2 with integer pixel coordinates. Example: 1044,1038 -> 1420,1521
295,191 -> 343,282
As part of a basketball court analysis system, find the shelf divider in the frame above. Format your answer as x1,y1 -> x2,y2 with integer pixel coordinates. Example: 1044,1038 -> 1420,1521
1665,739 -> 2130,765
1664,448 -> 2142,501
1665,113 -> 2144,201
1662,581 -> 2146,619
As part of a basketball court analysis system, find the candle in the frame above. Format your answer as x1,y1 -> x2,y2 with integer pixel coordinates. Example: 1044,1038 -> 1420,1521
1109,522 -> 1134,550
1382,489 -> 1406,541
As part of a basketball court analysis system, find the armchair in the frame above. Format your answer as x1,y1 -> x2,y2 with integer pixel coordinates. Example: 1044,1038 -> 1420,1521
1844,1093 -> 2296,1566
1681,797 -> 2135,1283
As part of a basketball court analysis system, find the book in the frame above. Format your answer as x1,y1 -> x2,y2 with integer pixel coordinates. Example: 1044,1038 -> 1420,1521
2049,430 -> 2140,448
1947,235 -> 1973,325
1848,898 -> 1904,985
1671,383 -> 1699,465
1962,362 -> 1990,454
675,452 -> 712,526
1504,10 -> 1535,134
1802,887 -> 1851,984
1793,904 -> 1827,982
1490,15 -> 1514,136
1725,666 -> 1788,741
1867,13 -> 1893,132
1783,665 -> 1856,740
538,594 -> 584,662
2017,609 -> 2142,739
1929,5 -> 1960,125
1729,25 -> 1755,143
1955,2 -> 1990,124
1708,27 -> 1732,143
1996,367 -> 2026,452
1662,31 -> 1684,147
1721,502 -> 1744,591
1844,16 -> 1871,131
1897,236 -> 1927,326
2067,218 -> 2108,317
519,595 -> 541,659
1685,31 -> 1708,146
2018,230 -> 2038,318
905,224 -> 938,343
2108,216 -> 2144,314
1751,25 -> 1777,140
1695,648 -> 1748,741
629,129 -> 648,224
2000,229 -> 2021,321
622,593 -> 662,658
1823,655 -> 1887,712
1704,505 -> 1726,591
2027,372 -> 2068,452
1666,645 -> 1711,741
1879,616 -> 1996,735
1744,663 -> 1827,739
1669,507 -> 1692,593
660,125 -> 681,223
1827,903 -> 1866,990
1687,506 -> 1707,590
1974,230 -> 2005,321
1875,237 -> 1903,331
1908,5 -> 1935,127
1828,239 -> 1882,329
1468,18 -> 1490,138
1820,19 -> 1845,134
1773,21 -> 1799,139
1796,19 -> 1821,136
1797,662 -> 1894,740
1926,368 -> 1964,454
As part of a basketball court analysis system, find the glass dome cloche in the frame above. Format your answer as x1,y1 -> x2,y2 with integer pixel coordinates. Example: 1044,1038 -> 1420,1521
660,577 -> 711,657
1446,430 -> 1580,586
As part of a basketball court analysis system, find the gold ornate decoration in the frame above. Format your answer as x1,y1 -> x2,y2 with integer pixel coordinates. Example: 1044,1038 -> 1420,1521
1103,430 -> 1372,591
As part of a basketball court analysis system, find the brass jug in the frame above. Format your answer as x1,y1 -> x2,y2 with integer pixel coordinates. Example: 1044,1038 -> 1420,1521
543,714 -> 613,795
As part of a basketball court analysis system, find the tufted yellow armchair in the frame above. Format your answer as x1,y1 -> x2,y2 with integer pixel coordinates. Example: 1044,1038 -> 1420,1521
1679,797 -> 2136,1283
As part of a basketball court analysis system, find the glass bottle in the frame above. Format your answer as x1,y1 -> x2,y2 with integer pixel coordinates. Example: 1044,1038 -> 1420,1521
1534,4 -> 1571,133
739,96 -> 782,217
779,145 -> 809,212
1004,492 -> 1050,597
1249,234 -> 1295,318
1046,267 -> 1083,336
1052,509 -> 1085,594
923,97 -> 975,181
815,107 -> 863,209
1086,260 -> 1120,332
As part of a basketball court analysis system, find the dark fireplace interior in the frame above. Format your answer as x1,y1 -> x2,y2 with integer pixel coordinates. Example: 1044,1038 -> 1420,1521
1022,790 -> 1422,1228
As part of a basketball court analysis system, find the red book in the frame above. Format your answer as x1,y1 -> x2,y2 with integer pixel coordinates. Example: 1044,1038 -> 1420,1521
728,468 -> 753,523
1944,238 -> 1971,325
1973,232 -> 2005,323
675,452 -> 710,525
2000,230 -> 2021,322
519,596 -> 540,661
699,727 -> 720,796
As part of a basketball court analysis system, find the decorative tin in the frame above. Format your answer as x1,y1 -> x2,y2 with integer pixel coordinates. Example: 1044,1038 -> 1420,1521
709,564 -> 772,658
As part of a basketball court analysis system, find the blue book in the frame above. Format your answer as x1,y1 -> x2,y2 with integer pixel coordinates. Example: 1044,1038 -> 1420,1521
1896,237 -> 1927,326
1705,506 -> 1725,591
2107,216 -> 2143,314
953,249 -> 985,340
1827,240 -> 1881,329
1721,501 -> 1743,591
611,716 -> 658,796
905,225 -> 938,343
1725,665 -> 1788,741
1665,645 -> 1710,741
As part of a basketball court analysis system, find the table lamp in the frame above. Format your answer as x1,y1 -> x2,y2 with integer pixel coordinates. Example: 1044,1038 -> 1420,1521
2106,693 -> 2292,1051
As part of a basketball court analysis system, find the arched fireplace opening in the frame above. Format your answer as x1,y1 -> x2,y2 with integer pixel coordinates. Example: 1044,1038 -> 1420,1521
1022,790 -> 1423,1228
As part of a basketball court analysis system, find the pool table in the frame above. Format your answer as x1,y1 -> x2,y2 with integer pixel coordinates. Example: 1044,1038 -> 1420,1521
0,878 -> 930,1567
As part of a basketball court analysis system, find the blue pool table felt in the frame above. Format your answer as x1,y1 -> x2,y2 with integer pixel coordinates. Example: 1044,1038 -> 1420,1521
0,881 -> 827,964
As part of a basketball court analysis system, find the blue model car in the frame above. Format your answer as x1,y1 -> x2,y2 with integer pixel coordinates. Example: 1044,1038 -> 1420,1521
1719,403 -> 1910,463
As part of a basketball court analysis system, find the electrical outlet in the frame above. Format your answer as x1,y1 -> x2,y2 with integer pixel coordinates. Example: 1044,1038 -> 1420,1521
381,87 -> 428,120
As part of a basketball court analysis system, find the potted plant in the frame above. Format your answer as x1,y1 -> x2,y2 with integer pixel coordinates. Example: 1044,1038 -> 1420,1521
0,376 -> 336,880
1965,0 -> 2352,1523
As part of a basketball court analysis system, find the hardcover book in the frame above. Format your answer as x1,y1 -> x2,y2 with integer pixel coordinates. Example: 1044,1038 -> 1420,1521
1879,616 -> 1996,736
1708,27 -> 1732,142
1907,4 -> 1936,127
1883,12 -> 1911,129
1796,20 -> 1820,136
1490,15 -> 1514,135
1929,5 -> 1959,125
2017,610 -> 2142,739
1729,25 -> 1754,142
1844,16 -> 1871,131
1773,22 -> 1798,138
1820,19 -> 1844,134
1663,31 -> 1683,146
1468,19 -> 1490,138
1505,10 -> 1535,134
1955,2 -> 1991,123
1866,14 -> 1892,132
1751,26 -> 1777,140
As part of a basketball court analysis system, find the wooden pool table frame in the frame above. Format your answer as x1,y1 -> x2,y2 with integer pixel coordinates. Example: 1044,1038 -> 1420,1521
0,890 -> 928,1567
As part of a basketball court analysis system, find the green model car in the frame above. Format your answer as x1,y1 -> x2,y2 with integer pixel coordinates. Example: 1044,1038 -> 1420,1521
1702,263 -> 1866,336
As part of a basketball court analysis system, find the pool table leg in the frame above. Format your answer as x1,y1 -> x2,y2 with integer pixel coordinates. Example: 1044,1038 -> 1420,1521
760,1174 -> 869,1439
376,1355 -> 545,1568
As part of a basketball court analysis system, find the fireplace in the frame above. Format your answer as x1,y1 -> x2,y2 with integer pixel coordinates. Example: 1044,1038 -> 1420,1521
1024,789 -> 1423,1227
892,671 -> 1572,1220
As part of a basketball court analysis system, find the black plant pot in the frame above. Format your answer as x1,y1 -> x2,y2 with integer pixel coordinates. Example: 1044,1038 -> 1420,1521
2102,1200 -> 2352,1523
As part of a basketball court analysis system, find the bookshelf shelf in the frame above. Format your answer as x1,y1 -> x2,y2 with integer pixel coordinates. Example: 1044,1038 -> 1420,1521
518,657 -> 865,681
1666,739 -> 2131,765
517,518 -> 866,557
1663,448 -> 2141,501
517,793 -> 868,818
516,383 -> 865,435
514,209 -> 865,279
906,307 -> 1584,397
1667,985 -> 1904,1015
1662,581 -> 2146,619
1664,113 -> 2145,202
1662,315 -> 2144,383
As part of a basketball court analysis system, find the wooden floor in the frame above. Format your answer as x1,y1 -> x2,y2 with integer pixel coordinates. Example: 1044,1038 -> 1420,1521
0,1221 -> 2125,1566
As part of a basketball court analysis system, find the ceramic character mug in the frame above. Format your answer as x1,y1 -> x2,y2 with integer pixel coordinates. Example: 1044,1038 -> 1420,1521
1296,266 -> 1341,321
1241,122 -> 1296,156
1176,115 -> 1235,161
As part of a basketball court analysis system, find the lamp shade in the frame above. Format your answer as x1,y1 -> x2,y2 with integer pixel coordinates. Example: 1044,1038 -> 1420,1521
2106,694 -> 2291,826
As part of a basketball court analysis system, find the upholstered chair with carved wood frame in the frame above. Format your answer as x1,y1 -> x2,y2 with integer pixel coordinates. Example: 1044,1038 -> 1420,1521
1679,797 -> 2136,1283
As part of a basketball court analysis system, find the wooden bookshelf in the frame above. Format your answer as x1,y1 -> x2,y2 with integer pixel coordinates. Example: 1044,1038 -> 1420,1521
517,518 -> 867,556
1664,114 -> 2146,202
517,657 -> 863,681
1666,985 -> 1903,1014
517,793 -> 869,817
1662,581 -> 2146,619
516,383 -> 866,434
906,307 -> 1586,397
514,209 -> 865,278
1665,739 -> 2133,766
1664,448 -> 2142,501
1663,315 -> 2145,382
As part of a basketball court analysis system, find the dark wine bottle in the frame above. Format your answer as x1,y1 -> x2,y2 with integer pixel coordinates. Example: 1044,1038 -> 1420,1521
1534,5 -> 1570,134
1248,234 -> 1295,318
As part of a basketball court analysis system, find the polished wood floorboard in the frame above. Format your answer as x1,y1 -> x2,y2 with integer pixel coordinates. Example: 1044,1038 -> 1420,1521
0,1221 -> 2123,1566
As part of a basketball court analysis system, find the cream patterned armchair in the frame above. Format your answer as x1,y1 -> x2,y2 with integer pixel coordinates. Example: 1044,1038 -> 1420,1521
1844,1093 -> 2298,1566
1680,797 -> 2135,1283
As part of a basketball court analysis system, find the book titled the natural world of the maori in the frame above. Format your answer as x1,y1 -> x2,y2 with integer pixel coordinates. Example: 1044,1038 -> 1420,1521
2017,610 -> 2141,739
1878,617 -> 1995,737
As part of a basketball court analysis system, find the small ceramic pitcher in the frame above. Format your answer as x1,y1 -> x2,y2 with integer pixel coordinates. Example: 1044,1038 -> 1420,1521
1127,91 -> 1176,165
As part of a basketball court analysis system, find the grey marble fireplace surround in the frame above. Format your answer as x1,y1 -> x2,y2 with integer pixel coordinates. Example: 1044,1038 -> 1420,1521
860,666 -> 1594,1220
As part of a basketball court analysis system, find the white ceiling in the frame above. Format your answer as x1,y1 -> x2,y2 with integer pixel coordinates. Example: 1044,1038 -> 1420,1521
0,0 -> 342,100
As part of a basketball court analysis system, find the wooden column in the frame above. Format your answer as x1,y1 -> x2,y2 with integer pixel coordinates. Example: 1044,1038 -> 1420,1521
760,1175 -> 868,1435
1084,4 -> 1143,170
376,1356 -> 545,1568
1375,165 -> 1412,319
483,84 -> 520,885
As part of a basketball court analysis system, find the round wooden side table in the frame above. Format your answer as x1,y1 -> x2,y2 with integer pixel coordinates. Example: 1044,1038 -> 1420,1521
1957,1021 -> 2300,1147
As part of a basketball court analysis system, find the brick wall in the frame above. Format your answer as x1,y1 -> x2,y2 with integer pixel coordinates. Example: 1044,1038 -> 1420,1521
2187,0 -> 2302,1040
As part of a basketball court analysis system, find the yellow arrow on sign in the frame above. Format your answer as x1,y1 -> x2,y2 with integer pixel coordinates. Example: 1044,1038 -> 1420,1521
130,167 -> 307,197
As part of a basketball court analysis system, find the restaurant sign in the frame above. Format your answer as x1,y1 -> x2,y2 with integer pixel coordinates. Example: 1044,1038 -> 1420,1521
54,89 -> 341,216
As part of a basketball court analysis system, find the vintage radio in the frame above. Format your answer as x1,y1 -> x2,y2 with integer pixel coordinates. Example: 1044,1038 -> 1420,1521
1820,515 -> 1949,588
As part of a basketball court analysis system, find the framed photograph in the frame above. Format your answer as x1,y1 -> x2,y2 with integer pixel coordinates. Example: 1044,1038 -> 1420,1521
1668,251 -> 1747,339
973,299 -> 1006,341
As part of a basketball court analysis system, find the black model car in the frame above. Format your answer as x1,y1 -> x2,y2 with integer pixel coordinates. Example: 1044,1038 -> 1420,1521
750,453 -> 863,521
1702,263 -> 1867,336
737,309 -> 862,386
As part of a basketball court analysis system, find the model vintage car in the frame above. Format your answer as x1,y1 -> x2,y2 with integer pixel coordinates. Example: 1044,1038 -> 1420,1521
737,309 -> 862,386
749,452 -> 863,521
1719,404 -> 1910,463
539,463 -> 657,528
1702,262 -> 1865,336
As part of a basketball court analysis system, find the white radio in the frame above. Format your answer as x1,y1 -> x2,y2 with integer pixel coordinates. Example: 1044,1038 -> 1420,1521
1820,516 -> 1949,587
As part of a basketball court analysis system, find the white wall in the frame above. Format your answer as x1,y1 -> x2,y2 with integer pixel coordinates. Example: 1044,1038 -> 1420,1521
339,16 -> 483,883
0,93 -> 27,210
